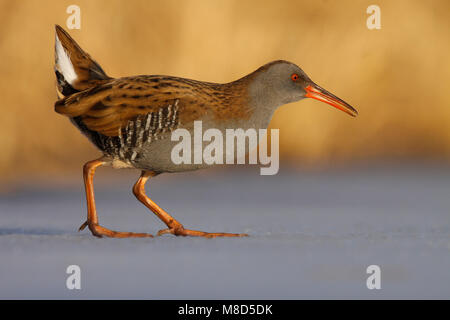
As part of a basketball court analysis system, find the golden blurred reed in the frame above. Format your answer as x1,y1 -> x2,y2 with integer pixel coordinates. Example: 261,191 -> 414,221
0,0 -> 449,185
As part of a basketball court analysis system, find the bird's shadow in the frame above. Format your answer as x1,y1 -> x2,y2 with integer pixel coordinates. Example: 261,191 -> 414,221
0,227 -> 71,236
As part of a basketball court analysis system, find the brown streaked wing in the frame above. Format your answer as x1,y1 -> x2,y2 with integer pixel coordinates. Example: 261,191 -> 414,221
55,76 -> 212,137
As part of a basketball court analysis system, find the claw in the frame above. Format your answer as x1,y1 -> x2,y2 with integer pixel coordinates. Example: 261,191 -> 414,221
78,221 -> 88,231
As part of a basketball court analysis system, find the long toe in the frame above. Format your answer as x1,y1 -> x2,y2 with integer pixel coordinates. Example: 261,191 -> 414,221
157,227 -> 248,238
87,224 -> 154,238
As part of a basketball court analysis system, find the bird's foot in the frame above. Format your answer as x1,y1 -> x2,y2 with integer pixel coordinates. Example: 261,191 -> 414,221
78,221 -> 153,238
157,224 -> 248,238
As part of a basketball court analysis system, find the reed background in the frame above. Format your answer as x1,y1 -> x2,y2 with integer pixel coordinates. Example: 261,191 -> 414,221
0,0 -> 449,187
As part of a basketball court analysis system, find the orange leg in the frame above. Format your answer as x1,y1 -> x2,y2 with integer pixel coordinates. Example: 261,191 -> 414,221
133,171 -> 248,238
78,159 -> 153,238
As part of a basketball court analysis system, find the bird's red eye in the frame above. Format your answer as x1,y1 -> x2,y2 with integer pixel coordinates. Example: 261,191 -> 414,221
291,73 -> 299,81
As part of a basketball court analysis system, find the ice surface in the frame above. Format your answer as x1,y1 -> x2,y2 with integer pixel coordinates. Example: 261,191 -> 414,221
0,165 -> 449,299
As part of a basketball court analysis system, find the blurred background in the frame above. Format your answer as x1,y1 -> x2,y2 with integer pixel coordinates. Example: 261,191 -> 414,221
1,0 -> 449,188
0,0 -> 450,299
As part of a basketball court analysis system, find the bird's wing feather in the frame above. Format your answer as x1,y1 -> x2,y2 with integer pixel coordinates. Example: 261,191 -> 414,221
55,76 -> 211,136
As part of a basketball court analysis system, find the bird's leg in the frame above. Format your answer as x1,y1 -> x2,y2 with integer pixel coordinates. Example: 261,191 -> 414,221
78,159 -> 153,238
133,171 -> 248,238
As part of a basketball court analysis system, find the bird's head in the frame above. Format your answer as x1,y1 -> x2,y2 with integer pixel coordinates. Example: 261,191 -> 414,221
249,60 -> 358,117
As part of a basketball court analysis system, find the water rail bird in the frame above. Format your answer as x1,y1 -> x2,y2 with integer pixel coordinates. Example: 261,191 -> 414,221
54,25 -> 357,238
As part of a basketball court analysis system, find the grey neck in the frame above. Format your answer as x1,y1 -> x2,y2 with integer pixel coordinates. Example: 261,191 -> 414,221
247,73 -> 285,112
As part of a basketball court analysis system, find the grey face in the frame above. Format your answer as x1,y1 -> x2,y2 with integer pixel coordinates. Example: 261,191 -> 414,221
250,60 -> 358,117
250,61 -> 313,108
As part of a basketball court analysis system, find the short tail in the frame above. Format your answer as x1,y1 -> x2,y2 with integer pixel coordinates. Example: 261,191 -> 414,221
54,25 -> 111,98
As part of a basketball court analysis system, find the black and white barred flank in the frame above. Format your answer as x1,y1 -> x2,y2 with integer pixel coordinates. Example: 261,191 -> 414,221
72,100 -> 180,163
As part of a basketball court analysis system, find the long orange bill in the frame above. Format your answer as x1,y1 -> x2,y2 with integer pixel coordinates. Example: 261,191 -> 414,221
305,84 -> 358,117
